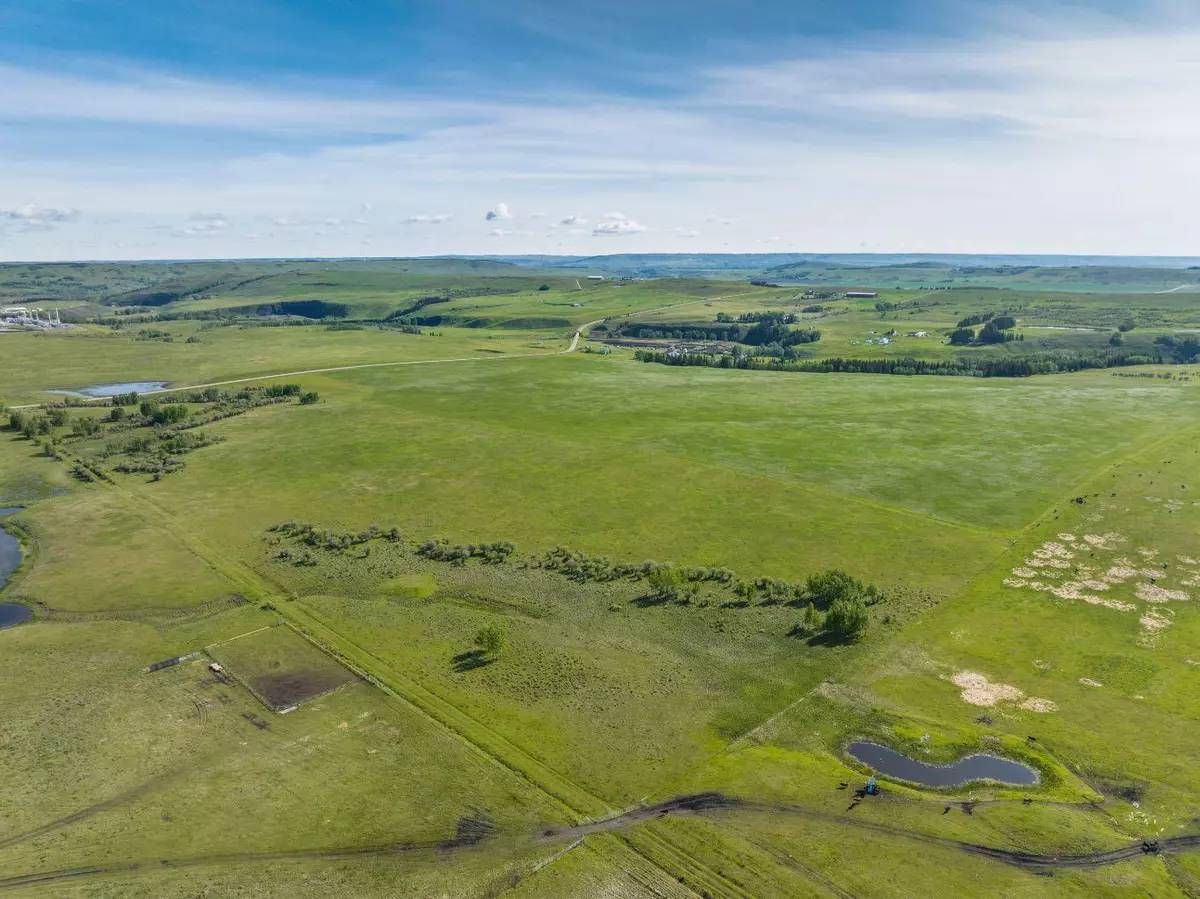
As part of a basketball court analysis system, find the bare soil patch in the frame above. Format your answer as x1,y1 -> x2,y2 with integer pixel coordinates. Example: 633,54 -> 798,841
251,670 -> 352,710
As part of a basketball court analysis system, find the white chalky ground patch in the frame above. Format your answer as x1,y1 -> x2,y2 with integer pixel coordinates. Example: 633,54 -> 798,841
1004,532 -> 1195,645
1079,678 -> 1104,687
1103,563 -> 1140,583
1019,697 -> 1059,713
1136,583 -> 1190,603
1140,609 -> 1173,632
951,671 -> 1024,707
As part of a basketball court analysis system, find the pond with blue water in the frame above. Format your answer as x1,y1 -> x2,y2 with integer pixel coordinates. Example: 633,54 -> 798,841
0,507 -> 32,628
48,381 -> 169,398
848,741 -> 1038,787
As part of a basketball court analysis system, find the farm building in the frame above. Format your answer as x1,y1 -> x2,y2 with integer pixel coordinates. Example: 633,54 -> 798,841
845,291 -> 879,299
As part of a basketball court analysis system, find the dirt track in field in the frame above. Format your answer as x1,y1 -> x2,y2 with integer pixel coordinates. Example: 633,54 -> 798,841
2,791 -> 1197,891
540,792 -> 1196,870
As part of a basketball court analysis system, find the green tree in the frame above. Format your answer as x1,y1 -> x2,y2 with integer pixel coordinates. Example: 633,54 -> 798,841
1109,331 -> 1124,346
805,568 -> 865,607
976,321 -> 1011,344
801,603 -> 825,635
825,597 -> 869,641
475,625 -> 506,657
1118,319 -> 1136,333
949,327 -> 975,346
648,566 -> 689,600
299,391 -> 320,405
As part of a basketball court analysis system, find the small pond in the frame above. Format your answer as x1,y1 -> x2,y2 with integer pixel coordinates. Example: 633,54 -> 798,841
1,507 -> 23,592
0,603 -> 33,629
848,741 -> 1039,788
1,507 -> 31,628
49,381 -> 169,398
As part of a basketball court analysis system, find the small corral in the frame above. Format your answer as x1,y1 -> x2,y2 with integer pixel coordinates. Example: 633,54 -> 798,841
207,624 -> 358,712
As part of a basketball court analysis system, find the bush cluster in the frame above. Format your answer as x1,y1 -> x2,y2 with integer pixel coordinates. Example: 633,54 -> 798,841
418,539 -> 516,564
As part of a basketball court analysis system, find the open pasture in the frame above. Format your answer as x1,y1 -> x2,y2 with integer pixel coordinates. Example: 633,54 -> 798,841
3,262 -> 1200,896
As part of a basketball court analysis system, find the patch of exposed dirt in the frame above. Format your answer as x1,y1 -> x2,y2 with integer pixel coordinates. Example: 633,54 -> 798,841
1018,698 -> 1059,713
951,671 -> 1023,707
252,670 -> 350,710
949,671 -> 1055,713
1136,583 -> 1190,603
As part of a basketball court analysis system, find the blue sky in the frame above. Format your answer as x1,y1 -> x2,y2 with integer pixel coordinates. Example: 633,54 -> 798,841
2,0 -> 1198,259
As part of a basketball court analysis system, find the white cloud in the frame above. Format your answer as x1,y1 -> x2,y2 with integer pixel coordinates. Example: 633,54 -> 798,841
485,202 -> 512,221
4,204 -> 80,223
271,216 -> 305,227
672,227 -> 701,238
487,227 -> 532,237
593,212 -> 647,236
405,213 -> 453,224
558,215 -> 586,226
2,204 -> 81,231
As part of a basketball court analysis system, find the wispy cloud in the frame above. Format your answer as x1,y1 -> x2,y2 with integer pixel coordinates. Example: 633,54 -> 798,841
405,213 -> 454,224
2,204 -> 81,231
485,202 -> 512,220
593,212 -> 647,236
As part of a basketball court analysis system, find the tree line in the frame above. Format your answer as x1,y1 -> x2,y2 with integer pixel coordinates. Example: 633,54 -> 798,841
268,523 -> 879,643
635,348 -> 1163,378
610,317 -> 820,348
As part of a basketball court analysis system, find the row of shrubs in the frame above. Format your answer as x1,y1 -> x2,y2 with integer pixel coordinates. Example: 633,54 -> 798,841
268,522 -> 877,640
271,520 -> 403,549
418,538 -> 516,564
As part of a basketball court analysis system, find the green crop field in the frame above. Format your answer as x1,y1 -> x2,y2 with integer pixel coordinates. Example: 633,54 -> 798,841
2,259 -> 1200,897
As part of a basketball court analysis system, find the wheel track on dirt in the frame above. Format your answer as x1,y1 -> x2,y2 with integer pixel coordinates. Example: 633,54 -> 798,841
5,791 -> 1197,892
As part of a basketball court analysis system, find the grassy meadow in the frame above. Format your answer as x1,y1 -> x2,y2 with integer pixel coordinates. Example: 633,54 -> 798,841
2,262 -> 1200,897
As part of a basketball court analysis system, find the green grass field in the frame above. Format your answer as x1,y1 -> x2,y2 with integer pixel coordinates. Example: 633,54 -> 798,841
2,262 -> 1200,896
